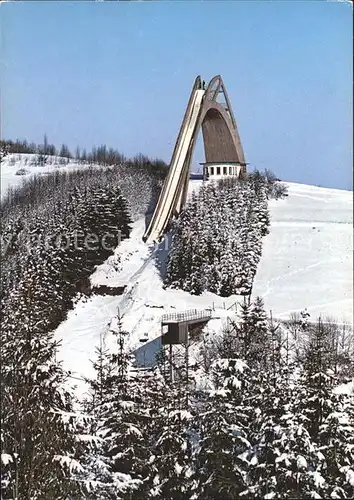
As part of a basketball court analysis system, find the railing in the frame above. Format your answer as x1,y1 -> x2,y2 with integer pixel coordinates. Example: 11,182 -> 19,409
162,308 -> 212,324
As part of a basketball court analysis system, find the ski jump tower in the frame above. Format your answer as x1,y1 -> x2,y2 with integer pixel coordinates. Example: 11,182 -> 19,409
143,75 -> 247,244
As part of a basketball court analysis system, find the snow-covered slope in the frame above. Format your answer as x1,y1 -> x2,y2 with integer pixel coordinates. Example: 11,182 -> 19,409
54,180 -> 352,392
2,159 -> 351,391
55,217 -> 238,393
1,153 -> 97,198
253,182 -> 353,323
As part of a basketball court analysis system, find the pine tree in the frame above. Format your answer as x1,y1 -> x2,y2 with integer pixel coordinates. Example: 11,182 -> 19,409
245,384 -> 326,499
150,396 -> 194,500
234,297 -> 272,373
1,261 -> 88,498
252,181 -> 270,237
59,144 -> 72,159
295,319 -> 354,498
300,318 -> 336,439
243,347 -> 323,499
318,392 -> 354,498
193,359 -> 252,500
165,177 -> 270,297
85,312 -> 148,498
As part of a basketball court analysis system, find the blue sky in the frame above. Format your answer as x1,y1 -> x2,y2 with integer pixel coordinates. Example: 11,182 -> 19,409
1,1 -> 352,189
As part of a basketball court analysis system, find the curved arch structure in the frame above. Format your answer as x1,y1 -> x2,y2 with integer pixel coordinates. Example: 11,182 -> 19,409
143,75 -> 246,243
200,75 -> 245,165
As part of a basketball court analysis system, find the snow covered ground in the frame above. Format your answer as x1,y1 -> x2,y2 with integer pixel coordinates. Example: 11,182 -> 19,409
54,181 -> 352,392
253,182 -> 353,323
334,379 -> 354,396
1,159 -> 352,391
1,153 -> 97,198
56,217 -> 239,393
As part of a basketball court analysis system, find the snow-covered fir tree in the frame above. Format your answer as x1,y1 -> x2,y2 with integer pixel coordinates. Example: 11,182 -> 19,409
193,358 -> 252,500
317,392 -> 354,498
1,259 -> 90,499
150,398 -> 194,500
84,313 -> 144,498
165,176 -> 271,296
85,312 -> 197,499
295,318 -> 354,498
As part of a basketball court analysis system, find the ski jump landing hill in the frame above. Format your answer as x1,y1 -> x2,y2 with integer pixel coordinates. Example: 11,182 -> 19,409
143,75 -> 247,244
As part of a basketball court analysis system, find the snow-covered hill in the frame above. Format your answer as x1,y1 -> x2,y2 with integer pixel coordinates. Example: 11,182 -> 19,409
1,158 -> 351,392
1,153 -> 97,198
53,180 -> 352,393
253,182 -> 353,323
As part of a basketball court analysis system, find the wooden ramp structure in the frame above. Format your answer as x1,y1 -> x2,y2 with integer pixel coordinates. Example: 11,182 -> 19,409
143,75 -> 246,243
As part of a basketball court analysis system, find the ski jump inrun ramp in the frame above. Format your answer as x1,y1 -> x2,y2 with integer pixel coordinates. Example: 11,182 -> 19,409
143,75 -> 247,244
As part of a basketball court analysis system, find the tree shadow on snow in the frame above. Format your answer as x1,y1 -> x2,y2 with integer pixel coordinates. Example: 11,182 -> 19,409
144,180 -> 162,232
153,233 -> 171,282
133,336 -> 162,368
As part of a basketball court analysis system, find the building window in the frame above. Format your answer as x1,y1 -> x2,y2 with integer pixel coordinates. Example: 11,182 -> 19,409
223,166 -> 227,175
216,166 -> 221,175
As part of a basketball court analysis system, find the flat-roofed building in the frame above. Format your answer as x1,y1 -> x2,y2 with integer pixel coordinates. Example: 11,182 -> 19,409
201,162 -> 245,181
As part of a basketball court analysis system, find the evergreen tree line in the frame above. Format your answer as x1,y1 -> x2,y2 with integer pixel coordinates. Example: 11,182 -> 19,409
1,274 -> 90,498
188,299 -> 354,500
81,300 -> 354,499
1,182 -> 132,329
2,298 -> 352,499
1,163 -> 162,220
0,145 -> 166,499
1,164 -> 163,331
0,137 -> 167,178
165,175 -> 276,296
247,169 -> 289,200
